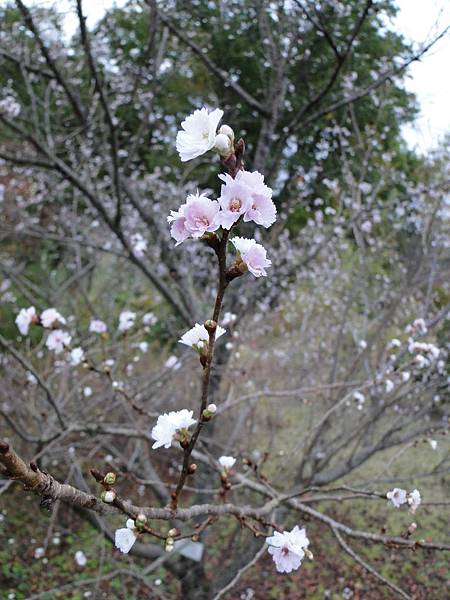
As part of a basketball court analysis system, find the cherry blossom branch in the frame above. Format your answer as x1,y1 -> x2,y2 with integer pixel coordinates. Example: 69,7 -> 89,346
170,155 -> 243,509
3,440 -> 449,553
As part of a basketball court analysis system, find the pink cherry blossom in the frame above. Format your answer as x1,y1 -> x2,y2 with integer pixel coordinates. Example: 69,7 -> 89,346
89,319 -> 107,334
231,237 -> 271,277
168,192 -> 221,245
237,170 -> 276,228
266,526 -> 310,574
216,173 -> 253,229
46,329 -> 72,354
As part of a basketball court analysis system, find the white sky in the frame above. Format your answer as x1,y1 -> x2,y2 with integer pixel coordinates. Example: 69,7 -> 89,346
394,0 -> 450,153
4,0 -> 450,153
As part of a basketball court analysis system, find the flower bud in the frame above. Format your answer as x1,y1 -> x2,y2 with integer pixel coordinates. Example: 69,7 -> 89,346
219,124 -> 234,142
165,542 -> 175,552
187,463 -> 198,475
103,472 -> 116,485
305,549 -> 314,560
136,513 -> 147,526
204,319 -> 217,333
168,528 -> 178,537
101,490 -> 116,503
202,402 -> 217,421
196,340 -> 207,352
214,133 -> 233,157
408,522 -> 417,534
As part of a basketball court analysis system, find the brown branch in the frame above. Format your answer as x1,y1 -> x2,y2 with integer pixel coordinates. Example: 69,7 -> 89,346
0,333 -> 65,429
76,0 -> 123,226
2,440 -> 449,560
14,0 -> 85,123
332,526 -> 412,599
155,8 -> 270,117
0,114 -> 192,324
0,48 -> 55,79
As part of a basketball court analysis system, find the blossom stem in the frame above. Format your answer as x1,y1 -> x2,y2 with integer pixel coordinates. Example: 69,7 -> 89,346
171,230 -> 230,510
170,151 -> 241,510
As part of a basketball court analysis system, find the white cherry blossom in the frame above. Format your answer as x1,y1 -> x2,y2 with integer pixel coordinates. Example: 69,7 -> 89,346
69,347 -> 85,366
387,488 -> 407,508
218,456 -> 236,470
118,310 -> 136,332
41,308 -> 66,328
115,519 -> 137,554
46,329 -> 72,354
74,550 -> 87,566
176,108 -> 224,162
407,489 -> 421,514
151,409 -> 197,449
179,323 -> 226,349
15,306 -> 37,335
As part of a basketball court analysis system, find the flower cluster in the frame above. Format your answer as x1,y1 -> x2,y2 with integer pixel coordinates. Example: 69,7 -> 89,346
387,487 -> 421,513
15,306 -> 73,356
408,340 -> 440,368
266,526 -> 310,573
170,107 -> 276,278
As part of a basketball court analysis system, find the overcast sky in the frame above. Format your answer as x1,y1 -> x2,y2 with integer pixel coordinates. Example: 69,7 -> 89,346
5,0 -> 450,153
394,0 -> 449,152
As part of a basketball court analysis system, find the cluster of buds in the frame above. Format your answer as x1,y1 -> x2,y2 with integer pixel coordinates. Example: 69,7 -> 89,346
213,124 -> 235,159
165,527 -> 178,552
218,456 -> 236,497
91,469 -> 118,504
